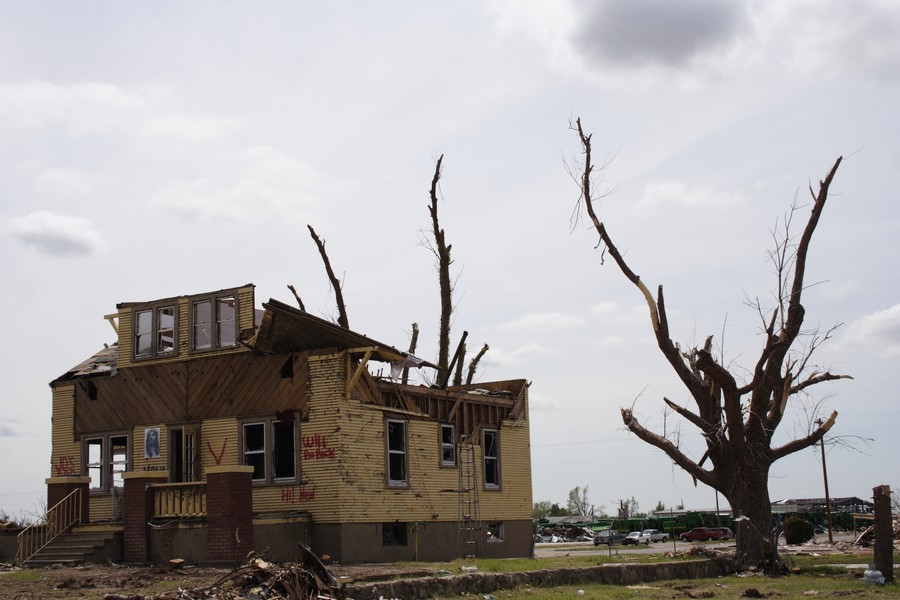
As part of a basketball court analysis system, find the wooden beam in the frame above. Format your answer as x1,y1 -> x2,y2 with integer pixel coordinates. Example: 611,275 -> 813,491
103,313 -> 119,335
346,349 -> 374,400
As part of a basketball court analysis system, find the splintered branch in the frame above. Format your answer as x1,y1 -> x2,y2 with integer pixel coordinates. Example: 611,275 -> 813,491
286,284 -> 306,312
771,410 -> 838,461
308,225 -> 349,329
466,343 -> 489,385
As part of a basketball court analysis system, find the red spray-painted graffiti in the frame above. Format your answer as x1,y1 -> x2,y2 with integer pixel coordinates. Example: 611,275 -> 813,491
281,486 -> 316,503
207,439 -> 228,465
54,456 -> 77,477
301,434 -> 335,460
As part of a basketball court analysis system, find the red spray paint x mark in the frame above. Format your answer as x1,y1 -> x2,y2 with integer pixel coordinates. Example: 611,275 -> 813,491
207,439 -> 228,465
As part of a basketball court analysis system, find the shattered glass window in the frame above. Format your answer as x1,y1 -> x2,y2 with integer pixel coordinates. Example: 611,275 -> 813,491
217,296 -> 236,347
86,438 -> 103,490
387,420 -> 407,486
193,300 -> 212,350
243,423 -> 266,481
134,310 -> 152,358
483,429 -> 500,488
272,418 -> 295,481
157,306 -> 175,354
110,436 -> 128,489
440,424 -> 455,466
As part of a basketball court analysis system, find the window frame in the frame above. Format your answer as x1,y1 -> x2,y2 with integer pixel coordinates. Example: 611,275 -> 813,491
190,292 -> 239,353
240,414 -> 297,485
439,423 -> 456,467
132,302 -> 178,360
83,433 -> 130,493
482,428 -> 500,490
486,522 -> 505,542
385,419 -> 409,488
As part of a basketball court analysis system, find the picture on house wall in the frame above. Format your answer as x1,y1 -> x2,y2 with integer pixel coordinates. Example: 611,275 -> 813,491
145,427 -> 161,459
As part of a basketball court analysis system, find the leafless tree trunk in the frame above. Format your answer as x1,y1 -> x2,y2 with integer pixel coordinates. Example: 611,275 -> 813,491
570,117 -> 850,571
308,225 -> 349,329
426,155 -> 453,384
453,341 -> 466,387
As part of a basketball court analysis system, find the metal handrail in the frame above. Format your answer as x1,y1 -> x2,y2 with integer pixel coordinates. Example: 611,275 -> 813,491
15,488 -> 82,564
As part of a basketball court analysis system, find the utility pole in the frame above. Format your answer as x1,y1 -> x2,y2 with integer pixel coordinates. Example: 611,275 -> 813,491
816,419 -> 834,543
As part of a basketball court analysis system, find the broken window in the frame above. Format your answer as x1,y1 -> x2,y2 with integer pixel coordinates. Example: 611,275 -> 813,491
386,420 -> 407,487
272,417 -> 296,481
192,294 -> 238,351
486,522 -> 504,542
157,306 -> 176,354
382,522 -> 408,546
84,434 -> 129,492
242,422 -> 266,482
133,304 -> 176,359
169,426 -> 199,483
242,415 -> 297,484
483,429 -> 500,489
440,424 -> 455,466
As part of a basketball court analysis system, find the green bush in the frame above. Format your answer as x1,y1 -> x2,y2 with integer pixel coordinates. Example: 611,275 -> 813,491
783,516 -> 814,544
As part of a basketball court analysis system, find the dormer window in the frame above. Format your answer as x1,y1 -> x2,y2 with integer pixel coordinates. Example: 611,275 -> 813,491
134,304 -> 177,359
192,294 -> 237,352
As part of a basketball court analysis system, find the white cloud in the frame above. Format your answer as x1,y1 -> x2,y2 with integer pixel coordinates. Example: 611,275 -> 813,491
498,311 -> 585,332
33,166 -> 95,196
0,80 -> 148,132
590,301 -> 618,316
636,180 -> 744,212
6,211 -> 105,256
841,304 -> 900,358
149,146 -> 330,222
139,114 -> 238,144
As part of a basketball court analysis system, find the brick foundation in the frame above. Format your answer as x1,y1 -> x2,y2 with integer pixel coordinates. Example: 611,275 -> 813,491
206,466 -> 254,564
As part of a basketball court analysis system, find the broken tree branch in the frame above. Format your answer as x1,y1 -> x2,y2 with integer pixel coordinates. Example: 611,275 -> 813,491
307,224 -> 349,329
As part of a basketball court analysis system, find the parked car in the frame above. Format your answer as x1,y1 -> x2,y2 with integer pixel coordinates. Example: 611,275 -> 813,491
679,527 -> 730,542
713,527 -> 733,540
622,531 -> 651,545
593,530 -> 627,546
642,529 -> 669,543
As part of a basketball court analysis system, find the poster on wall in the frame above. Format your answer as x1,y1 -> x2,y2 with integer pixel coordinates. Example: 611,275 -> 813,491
144,427 -> 161,459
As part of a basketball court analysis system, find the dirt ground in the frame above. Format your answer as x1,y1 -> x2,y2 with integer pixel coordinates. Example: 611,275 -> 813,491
0,560 -> 430,599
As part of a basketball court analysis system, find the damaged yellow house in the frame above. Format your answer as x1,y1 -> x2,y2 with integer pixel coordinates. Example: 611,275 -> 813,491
33,284 -> 532,565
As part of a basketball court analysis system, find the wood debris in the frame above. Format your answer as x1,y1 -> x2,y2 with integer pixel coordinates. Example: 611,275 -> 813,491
104,545 -> 344,600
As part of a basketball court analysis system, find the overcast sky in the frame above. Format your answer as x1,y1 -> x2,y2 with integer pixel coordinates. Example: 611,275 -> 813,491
2,1 -> 898,520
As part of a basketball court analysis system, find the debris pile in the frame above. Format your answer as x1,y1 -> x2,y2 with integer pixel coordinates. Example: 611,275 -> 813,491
104,545 -> 344,600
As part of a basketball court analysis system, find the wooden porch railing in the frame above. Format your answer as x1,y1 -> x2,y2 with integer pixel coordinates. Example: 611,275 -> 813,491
15,488 -> 82,564
151,482 -> 207,518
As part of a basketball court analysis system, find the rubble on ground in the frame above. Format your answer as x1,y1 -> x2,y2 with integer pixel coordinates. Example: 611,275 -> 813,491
103,545 -> 344,600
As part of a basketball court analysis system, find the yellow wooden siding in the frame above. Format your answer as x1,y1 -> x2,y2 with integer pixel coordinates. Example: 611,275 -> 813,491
131,424 -> 168,473
50,384 -> 80,478
479,420 -> 533,521
200,417 -> 239,479
88,493 -> 118,522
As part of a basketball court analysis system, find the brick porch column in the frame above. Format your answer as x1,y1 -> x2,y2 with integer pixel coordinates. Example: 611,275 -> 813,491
206,466 -> 254,564
45,476 -> 91,524
122,472 -> 168,564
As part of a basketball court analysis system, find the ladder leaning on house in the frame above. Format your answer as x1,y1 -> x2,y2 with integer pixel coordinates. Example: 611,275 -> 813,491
456,434 -> 481,558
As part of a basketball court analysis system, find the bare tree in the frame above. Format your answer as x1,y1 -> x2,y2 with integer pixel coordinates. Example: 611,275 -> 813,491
570,118 -> 850,570
401,322 -> 419,385
567,485 -> 592,516
616,497 -> 639,521
308,225 -> 349,329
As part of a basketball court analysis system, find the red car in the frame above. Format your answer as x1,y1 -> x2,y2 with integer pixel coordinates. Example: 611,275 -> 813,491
679,527 -> 732,542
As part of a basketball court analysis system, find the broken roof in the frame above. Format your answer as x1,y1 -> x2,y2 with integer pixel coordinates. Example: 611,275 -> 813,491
248,299 -> 435,368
